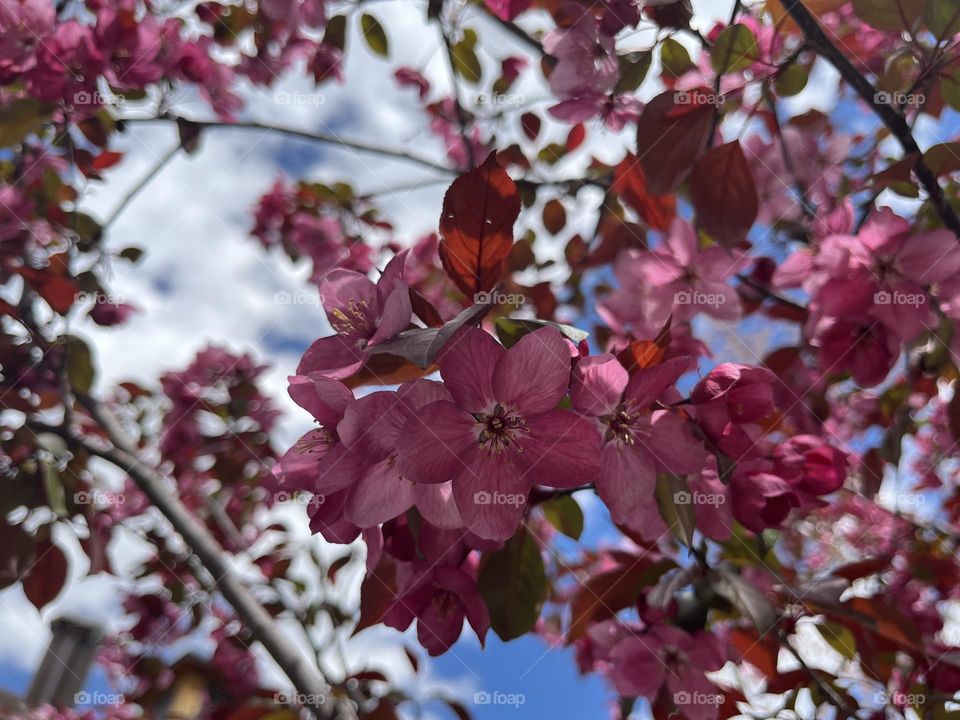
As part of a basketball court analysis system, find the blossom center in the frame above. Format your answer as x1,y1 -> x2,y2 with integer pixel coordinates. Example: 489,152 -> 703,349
475,403 -> 528,452
600,402 -> 645,445
329,298 -> 372,336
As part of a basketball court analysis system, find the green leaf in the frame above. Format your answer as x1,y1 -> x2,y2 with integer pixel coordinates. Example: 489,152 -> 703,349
0,98 -> 50,148
713,567 -> 778,634
854,0 -> 925,31
478,529 -> 547,640
775,63 -> 809,97
660,38 -> 694,77
323,14 -> 347,51
924,142 -> 960,176
927,0 -> 960,39
615,51 -> 653,94
495,317 -> 589,348
452,29 -> 481,84
710,23 -> 758,74
541,495 -> 584,540
43,463 -> 67,517
817,620 -> 857,659
654,473 -> 696,547
360,13 -> 389,57
62,335 -> 96,393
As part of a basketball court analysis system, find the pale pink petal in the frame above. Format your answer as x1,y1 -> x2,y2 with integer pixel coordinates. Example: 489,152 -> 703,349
296,334 -> 364,378
571,353 -> 628,416
338,391 -> 405,458
452,446 -> 530,541
898,229 -> 960,283
396,401 -> 475,484
346,457 -> 415,527
369,283 -> 412,345
438,327 -> 504,411
518,410 -> 602,488
287,374 -> 352,426
596,443 -> 656,527
415,481 -> 463,529
493,327 -> 571,414
624,356 -> 690,409
315,442 -> 362,494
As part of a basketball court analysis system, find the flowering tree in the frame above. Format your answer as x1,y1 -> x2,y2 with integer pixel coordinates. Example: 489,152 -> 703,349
6,0 -> 960,718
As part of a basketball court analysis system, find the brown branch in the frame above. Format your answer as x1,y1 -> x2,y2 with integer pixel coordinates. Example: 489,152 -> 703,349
782,0 -> 960,238
70,395 -> 350,720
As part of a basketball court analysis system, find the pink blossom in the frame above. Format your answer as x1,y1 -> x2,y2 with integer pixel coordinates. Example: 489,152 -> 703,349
691,363 -> 777,458
383,563 -> 490,656
730,469 -> 799,533
543,13 -> 618,103
605,625 -> 725,720
397,327 -> 602,540
297,252 -> 412,379
571,354 -> 705,539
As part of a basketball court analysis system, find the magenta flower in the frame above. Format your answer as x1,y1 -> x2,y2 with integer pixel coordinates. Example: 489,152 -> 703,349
571,354 -> 705,540
543,14 -> 617,103
397,326 -> 601,541
606,624 -> 725,720
298,252 -> 412,379
691,362 -> 777,458
730,466 -> 799,533
383,563 -> 490,656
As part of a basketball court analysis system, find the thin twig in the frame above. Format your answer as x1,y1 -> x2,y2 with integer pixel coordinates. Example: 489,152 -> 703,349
102,141 -> 181,230
782,0 -> 960,238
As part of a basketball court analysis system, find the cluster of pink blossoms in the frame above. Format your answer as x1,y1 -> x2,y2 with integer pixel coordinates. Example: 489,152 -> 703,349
281,255 -> 852,656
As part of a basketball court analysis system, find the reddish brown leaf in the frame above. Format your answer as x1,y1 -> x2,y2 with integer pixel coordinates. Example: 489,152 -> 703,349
729,627 -> 779,677
612,155 -> 677,231
635,89 -> 714,194
689,140 -> 758,247
23,541 -> 67,610
91,150 -> 124,171
438,153 -> 520,298
566,123 -> 586,151
520,112 -> 541,141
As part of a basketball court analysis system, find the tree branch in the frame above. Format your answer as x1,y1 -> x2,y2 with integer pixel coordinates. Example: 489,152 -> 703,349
782,0 -> 960,238
71,394 -> 350,720
120,115 -> 454,175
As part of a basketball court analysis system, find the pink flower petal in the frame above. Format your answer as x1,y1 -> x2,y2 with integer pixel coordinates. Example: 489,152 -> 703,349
493,327 -> 571,414
438,327 -> 504,411
397,401 -> 476,484
452,446 -> 530,541
346,457 -> 415,527
571,353 -> 628,416
518,409 -> 602,489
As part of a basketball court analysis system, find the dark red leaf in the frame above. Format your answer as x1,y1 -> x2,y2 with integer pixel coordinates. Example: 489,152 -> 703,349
635,89 -> 714,194
23,541 -> 68,610
520,112 -> 541,141
565,123 -> 586,151
91,150 -> 124,171
438,153 -> 520,298
689,140 -> 758,247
